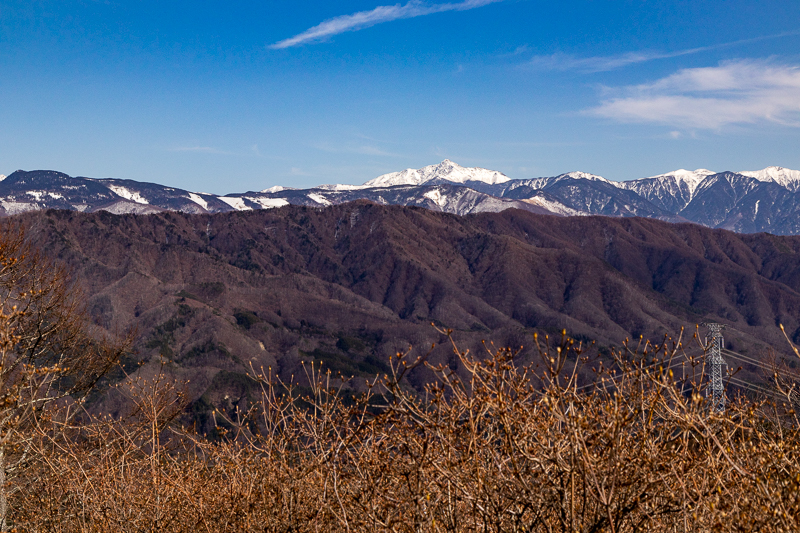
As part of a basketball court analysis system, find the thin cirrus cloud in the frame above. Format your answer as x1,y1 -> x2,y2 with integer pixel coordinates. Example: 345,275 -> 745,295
526,30 -> 800,73
528,47 -> 714,73
168,146 -> 235,155
588,59 -> 800,130
270,0 -> 503,49
314,141 -> 402,158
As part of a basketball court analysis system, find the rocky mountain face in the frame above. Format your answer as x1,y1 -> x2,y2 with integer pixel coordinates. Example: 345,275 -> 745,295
502,177 -> 677,219
3,162 -> 800,234
19,204 -> 800,428
619,169 -> 714,213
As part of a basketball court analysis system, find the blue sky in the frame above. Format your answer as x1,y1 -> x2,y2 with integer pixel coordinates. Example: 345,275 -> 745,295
1,0 -> 799,193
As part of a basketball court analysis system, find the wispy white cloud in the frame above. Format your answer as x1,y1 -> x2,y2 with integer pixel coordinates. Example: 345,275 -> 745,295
313,140 -> 403,157
168,146 -> 234,155
588,59 -> 800,129
526,30 -> 800,73
290,167 -> 314,177
528,48 -> 709,73
270,0 -> 502,49
354,145 -> 403,157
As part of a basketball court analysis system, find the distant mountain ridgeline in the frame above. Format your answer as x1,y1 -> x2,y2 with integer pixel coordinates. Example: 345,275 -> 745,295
18,204 -> 800,429
3,159 -> 800,234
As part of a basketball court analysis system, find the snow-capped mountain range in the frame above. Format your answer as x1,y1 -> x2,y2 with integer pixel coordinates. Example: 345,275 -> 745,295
2,161 -> 800,235
738,167 -> 800,192
365,159 -> 511,187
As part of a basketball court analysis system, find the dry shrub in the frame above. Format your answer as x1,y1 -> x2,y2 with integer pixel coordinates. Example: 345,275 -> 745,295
0,223 -> 128,531
10,327 -> 800,532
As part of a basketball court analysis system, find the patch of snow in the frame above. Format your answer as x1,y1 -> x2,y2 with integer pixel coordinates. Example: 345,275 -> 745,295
307,193 -> 332,206
99,202 -> 162,215
187,193 -> 208,210
315,183 -> 368,191
2,201 -> 36,214
107,185 -> 149,204
260,185 -> 295,193
521,196 -> 585,216
423,189 -> 448,209
218,196 -> 252,211
0,175 -> 5,182
244,196 -> 290,209
754,200 -> 760,217
365,159 -> 511,188
739,166 -> 800,191
24,190 -> 64,201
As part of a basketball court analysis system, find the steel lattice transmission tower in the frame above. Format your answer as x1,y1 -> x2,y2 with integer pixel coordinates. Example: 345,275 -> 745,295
706,323 -> 727,412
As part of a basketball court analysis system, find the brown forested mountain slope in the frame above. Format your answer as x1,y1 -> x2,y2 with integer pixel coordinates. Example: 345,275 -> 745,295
19,203 -> 800,424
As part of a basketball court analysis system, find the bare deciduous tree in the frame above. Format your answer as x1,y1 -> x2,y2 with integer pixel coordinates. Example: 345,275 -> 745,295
7,317 -> 800,530
0,223 -> 127,530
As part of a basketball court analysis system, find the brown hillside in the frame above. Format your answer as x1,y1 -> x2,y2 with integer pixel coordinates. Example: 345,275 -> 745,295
19,203 -> 800,426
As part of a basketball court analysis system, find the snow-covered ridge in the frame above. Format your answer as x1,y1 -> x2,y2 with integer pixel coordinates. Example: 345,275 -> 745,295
5,164 -> 800,228
315,183 -> 368,191
613,166 -> 800,199
562,171 -> 609,182
254,163 -> 798,197
260,185 -> 295,193
365,159 -> 511,188
624,169 -> 715,195
647,168 -> 714,186
739,166 -> 800,192
508,171 -> 610,191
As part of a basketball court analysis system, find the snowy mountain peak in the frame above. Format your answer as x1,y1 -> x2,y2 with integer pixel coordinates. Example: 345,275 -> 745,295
739,166 -> 800,191
260,185 -> 292,193
364,160 -> 511,188
0,175 -> 5,182
650,168 -> 714,181
639,169 -> 716,194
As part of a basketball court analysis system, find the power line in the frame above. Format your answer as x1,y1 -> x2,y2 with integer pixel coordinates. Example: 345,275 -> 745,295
727,375 -> 772,394
567,336 -> 795,409
722,350 -> 775,373
726,375 -> 784,402
721,348 -> 775,368
575,357 -> 692,391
